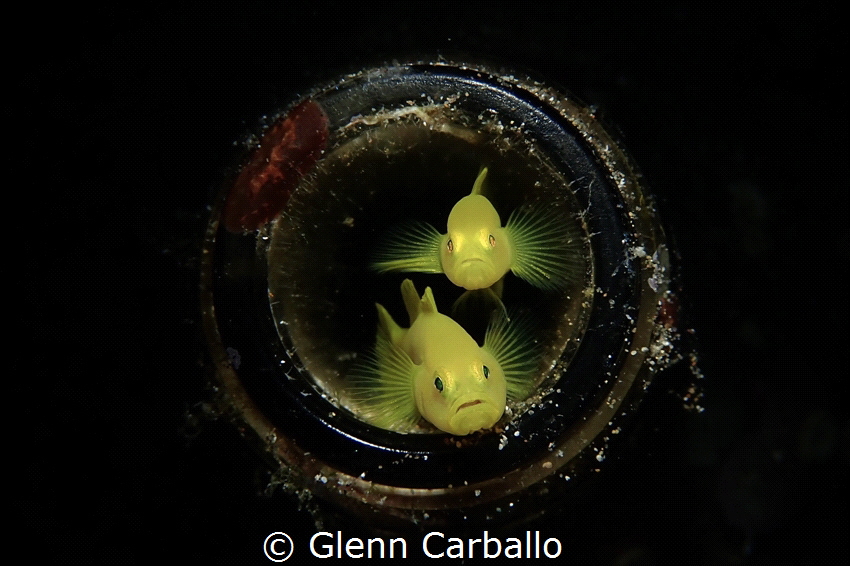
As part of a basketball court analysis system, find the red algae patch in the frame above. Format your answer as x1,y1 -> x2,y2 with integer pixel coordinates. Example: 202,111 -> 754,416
223,100 -> 329,233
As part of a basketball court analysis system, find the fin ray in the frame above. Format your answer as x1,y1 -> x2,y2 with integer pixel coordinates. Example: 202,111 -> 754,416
506,204 -> 584,291
348,333 -> 420,431
483,311 -> 540,401
372,221 -> 444,274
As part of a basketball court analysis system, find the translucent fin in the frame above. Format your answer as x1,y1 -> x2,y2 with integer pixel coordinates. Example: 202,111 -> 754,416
490,277 -> 504,299
371,221 -> 444,274
483,311 -> 539,402
506,204 -> 584,291
451,286 -> 508,340
348,332 -> 420,431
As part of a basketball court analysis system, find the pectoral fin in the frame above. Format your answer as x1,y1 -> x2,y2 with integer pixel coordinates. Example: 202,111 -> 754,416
348,332 -> 421,431
372,221 -> 444,274
506,204 -> 584,291
483,311 -> 540,401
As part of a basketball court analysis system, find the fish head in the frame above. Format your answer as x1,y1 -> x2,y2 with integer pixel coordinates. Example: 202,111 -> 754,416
440,195 -> 512,290
413,348 -> 507,435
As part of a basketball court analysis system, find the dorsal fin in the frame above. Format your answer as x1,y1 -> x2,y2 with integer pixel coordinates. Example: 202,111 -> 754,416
471,166 -> 488,195
400,278 -> 421,325
375,303 -> 405,345
400,278 -> 440,323
420,286 -> 439,315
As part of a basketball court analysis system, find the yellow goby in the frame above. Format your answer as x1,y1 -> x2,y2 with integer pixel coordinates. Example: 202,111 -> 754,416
372,167 -> 582,292
350,279 -> 537,436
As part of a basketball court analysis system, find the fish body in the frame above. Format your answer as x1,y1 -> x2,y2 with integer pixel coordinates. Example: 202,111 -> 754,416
372,167 -> 582,292
351,279 -> 537,435
439,193 -> 512,290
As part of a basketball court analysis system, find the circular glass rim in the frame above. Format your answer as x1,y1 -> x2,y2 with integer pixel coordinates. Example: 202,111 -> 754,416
200,61 -> 671,515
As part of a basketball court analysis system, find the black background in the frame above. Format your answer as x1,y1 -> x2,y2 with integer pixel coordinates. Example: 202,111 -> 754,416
15,3 -> 847,563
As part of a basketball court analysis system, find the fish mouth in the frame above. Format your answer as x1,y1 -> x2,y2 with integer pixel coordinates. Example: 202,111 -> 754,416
448,397 -> 503,434
456,399 -> 483,412
446,257 -> 500,289
451,260 -> 498,289
450,396 -> 497,415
